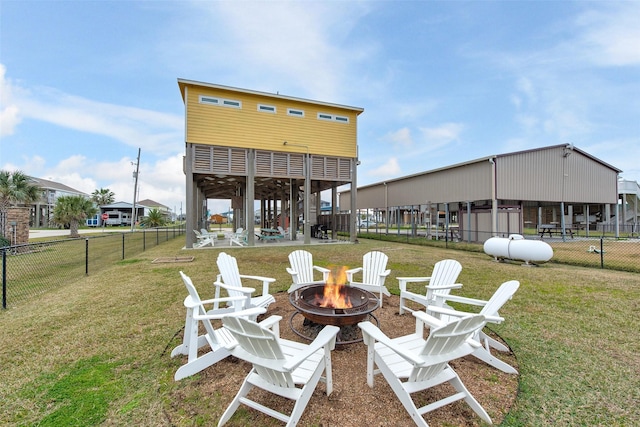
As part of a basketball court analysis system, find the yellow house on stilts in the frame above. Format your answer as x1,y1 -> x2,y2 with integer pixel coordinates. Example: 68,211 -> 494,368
178,79 -> 364,248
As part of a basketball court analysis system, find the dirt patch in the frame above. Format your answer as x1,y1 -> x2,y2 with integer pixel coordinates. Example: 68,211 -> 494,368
151,256 -> 195,263
169,293 -> 518,426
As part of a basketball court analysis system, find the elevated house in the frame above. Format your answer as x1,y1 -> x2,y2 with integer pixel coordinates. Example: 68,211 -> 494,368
178,79 -> 364,247
340,144 -> 625,241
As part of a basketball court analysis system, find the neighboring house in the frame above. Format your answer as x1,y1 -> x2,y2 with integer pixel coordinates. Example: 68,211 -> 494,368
29,177 -> 89,227
340,144 -> 630,241
87,200 -> 174,227
137,199 -> 172,221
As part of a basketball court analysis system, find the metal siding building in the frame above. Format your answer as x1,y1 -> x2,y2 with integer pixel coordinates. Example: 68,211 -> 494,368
341,144 -> 622,241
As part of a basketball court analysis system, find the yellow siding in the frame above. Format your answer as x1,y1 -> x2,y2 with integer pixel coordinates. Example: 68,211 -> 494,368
184,85 -> 358,158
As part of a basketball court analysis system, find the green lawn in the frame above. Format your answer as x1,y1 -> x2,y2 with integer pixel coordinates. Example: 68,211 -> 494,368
1,238 -> 638,426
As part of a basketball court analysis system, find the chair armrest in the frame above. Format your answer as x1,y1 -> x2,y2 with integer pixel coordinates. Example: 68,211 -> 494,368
214,280 -> 255,295
194,306 -> 265,321
437,294 -> 487,307
282,325 -> 340,371
358,321 -> 424,365
313,265 -> 331,281
425,283 -> 463,291
258,315 -> 282,337
238,274 -> 276,296
379,269 -> 391,278
345,267 -> 363,282
426,305 -> 505,324
413,311 -> 447,329
397,276 -> 431,291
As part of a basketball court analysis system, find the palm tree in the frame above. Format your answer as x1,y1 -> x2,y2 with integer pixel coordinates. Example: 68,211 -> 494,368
91,188 -> 115,206
0,170 -> 42,211
52,195 -> 97,238
0,170 -> 42,240
139,208 -> 167,228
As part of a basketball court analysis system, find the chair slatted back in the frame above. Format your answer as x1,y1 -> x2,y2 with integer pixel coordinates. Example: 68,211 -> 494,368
428,259 -> 462,301
288,250 -> 314,284
479,280 -> 520,318
410,314 -> 486,382
217,252 -> 244,299
223,316 -> 294,388
362,251 -> 389,285
179,271 -> 219,343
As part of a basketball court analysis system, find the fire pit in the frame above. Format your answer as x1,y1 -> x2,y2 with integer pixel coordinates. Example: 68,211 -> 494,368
289,282 -> 379,345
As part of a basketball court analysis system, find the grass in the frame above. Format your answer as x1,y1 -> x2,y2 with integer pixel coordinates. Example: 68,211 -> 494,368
1,238 -> 639,425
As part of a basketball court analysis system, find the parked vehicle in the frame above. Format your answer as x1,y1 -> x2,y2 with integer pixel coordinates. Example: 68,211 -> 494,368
104,210 -> 132,226
359,220 -> 378,228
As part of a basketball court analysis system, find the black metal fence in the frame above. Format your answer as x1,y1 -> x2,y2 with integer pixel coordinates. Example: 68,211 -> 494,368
357,229 -> 640,274
1,225 -> 185,309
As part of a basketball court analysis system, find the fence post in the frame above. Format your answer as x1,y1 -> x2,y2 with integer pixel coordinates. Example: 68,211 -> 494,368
156,228 -> 159,245
2,248 -> 6,309
122,233 -> 125,260
600,238 -> 604,269
143,229 -> 146,251
85,238 -> 89,275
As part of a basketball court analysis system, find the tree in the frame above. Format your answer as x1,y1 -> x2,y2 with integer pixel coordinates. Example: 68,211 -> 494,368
0,170 -> 41,211
91,188 -> 115,206
139,208 -> 167,228
0,170 -> 42,239
52,195 -> 97,238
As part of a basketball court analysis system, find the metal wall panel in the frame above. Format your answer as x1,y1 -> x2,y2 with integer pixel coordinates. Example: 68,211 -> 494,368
497,146 -> 618,203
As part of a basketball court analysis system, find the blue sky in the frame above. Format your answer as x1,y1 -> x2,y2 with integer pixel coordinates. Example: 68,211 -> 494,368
1,1 -> 639,215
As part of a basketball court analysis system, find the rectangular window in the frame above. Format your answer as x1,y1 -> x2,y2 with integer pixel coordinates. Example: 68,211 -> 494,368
287,108 -> 305,117
258,104 -> 276,113
199,95 -> 220,105
199,95 -> 241,109
317,112 -> 350,123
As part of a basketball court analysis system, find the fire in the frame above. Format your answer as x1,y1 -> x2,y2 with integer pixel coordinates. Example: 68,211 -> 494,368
316,266 -> 352,309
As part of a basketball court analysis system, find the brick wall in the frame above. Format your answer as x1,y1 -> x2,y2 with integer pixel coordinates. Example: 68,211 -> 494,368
3,207 -> 30,245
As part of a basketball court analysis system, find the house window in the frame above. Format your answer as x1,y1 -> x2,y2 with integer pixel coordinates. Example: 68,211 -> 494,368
287,108 -> 305,117
258,104 -> 276,113
317,112 -> 349,123
199,95 -> 242,109
199,95 -> 220,105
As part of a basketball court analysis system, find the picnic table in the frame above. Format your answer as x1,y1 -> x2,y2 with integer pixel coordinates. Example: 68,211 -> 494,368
259,228 -> 284,242
538,224 -> 574,238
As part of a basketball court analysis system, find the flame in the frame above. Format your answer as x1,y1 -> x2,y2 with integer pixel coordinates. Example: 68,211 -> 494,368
316,266 -> 352,309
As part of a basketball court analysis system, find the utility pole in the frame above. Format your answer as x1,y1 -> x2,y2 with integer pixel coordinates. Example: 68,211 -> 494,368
131,148 -> 141,232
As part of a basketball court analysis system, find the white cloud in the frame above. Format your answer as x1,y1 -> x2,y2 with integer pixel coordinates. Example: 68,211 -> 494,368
182,1 -> 374,101
367,157 -> 401,179
0,64 -> 22,136
382,127 -> 413,147
15,87 -> 182,155
574,3 -> 640,67
419,122 -> 464,146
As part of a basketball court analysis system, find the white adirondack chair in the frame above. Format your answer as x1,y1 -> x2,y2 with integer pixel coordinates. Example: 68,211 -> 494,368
171,271 -> 268,381
215,252 -> 276,311
358,313 -> 492,427
346,251 -> 391,307
229,227 -> 248,246
423,280 -> 520,374
286,249 -> 331,293
398,259 -> 463,315
193,229 -> 214,248
277,226 -> 290,238
218,315 -> 340,427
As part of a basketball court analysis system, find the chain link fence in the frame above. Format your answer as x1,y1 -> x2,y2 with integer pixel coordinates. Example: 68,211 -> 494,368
1,225 -> 185,309
357,228 -> 640,273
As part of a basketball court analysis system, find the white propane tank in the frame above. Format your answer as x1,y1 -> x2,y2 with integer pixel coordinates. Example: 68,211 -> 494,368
483,234 -> 553,265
